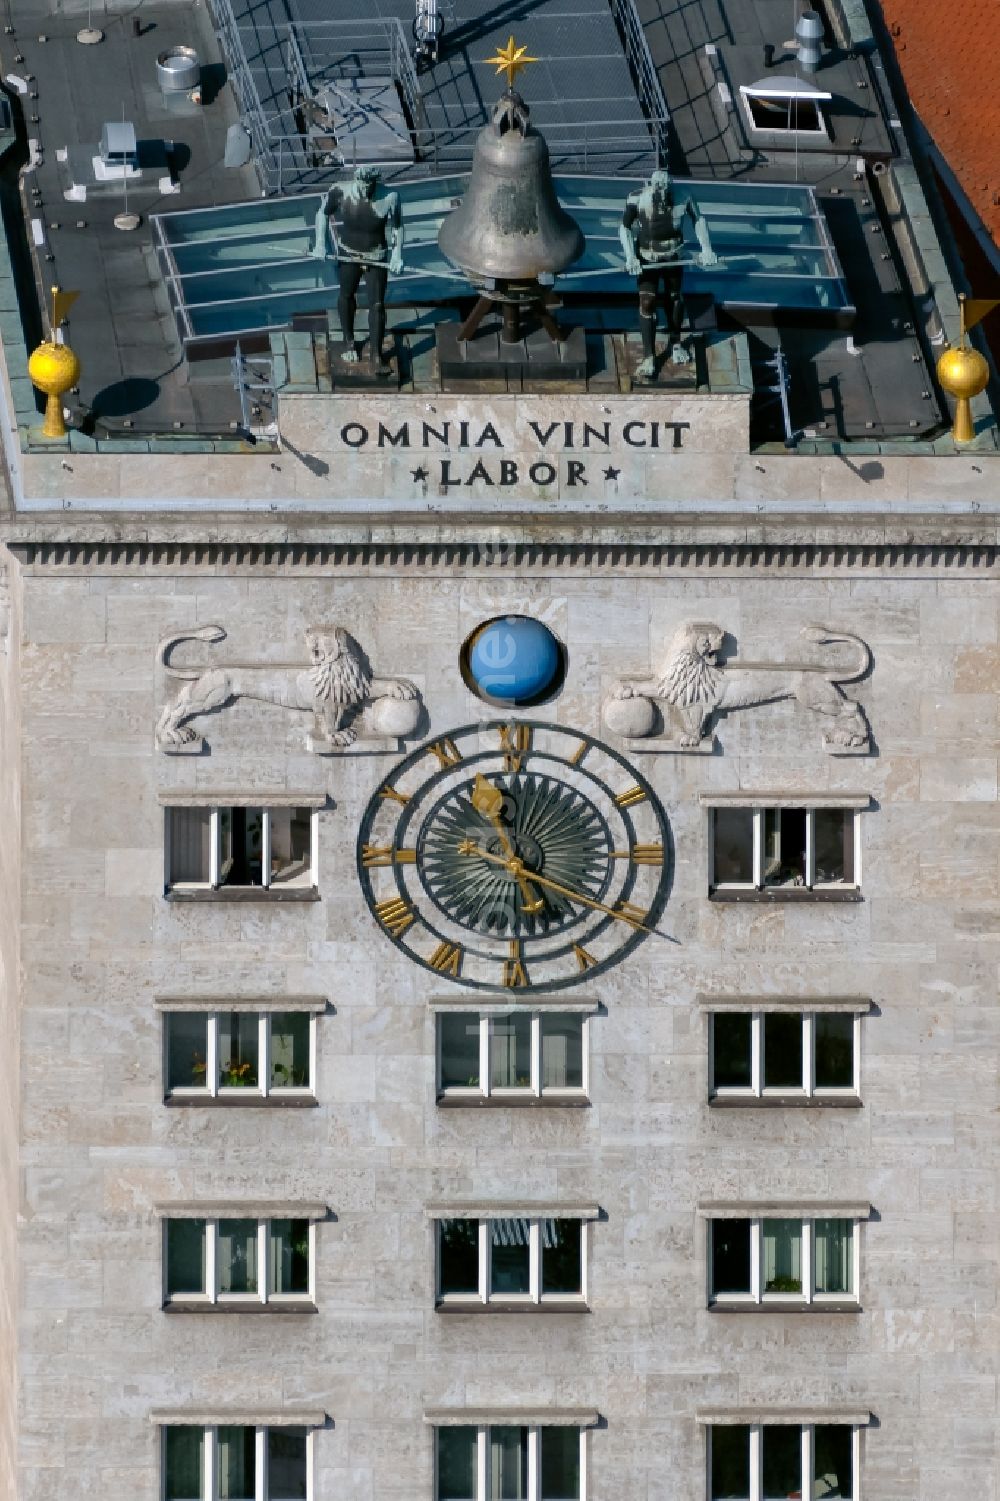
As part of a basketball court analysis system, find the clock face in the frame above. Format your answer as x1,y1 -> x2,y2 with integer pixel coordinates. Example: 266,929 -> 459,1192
358,721 -> 671,992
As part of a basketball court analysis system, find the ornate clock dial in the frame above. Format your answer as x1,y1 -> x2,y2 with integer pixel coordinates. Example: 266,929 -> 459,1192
358,721 -> 671,992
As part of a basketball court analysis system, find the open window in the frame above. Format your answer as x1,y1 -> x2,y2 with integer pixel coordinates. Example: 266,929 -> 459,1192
165,805 -> 317,894
708,804 -> 862,896
740,78 -> 832,137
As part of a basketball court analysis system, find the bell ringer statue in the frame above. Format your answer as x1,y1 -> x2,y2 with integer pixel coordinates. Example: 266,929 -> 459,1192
312,165 -> 405,371
619,168 -> 718,378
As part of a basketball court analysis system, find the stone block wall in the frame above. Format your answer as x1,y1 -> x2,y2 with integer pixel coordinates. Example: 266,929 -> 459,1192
7,558 -> 1000,1500
0,552 -> 20,1500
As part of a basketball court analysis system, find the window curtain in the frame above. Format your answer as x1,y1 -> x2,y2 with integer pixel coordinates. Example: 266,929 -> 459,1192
216,1426 -> 254,1501
490,1426 -> 528,1500
541,1017 -> 583,1089
490,1219 -> 530,1294
492,1217 -> 531,1248
762,1219 -> 802,1292
491,1018 -> 529,1088
169,807 -> 211,883
814,1219 -> 852,1294
542,1030 -> 567,1088
218,1220 -> 258,1294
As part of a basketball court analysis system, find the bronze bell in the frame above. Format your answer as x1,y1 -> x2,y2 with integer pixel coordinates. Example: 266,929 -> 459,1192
439,90 -> 584,287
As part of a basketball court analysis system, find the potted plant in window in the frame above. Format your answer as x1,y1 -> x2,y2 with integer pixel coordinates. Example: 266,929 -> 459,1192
220,1058 -> 256,1087
271,1061 -> 308,1088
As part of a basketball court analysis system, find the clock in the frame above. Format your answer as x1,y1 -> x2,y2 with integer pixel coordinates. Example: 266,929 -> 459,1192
357,720 -> 671,991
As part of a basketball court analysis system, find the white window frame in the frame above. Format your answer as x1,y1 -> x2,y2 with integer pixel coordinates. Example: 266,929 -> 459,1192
436,1217 -> 588,1307
162,1217 -> 316,1307
161,1422 -> 315,1501
739,84 -> 832,137
164,806 -> 319,892
163,1011 -> 317,1100
436,1012 -> 589,1101
435,1424 -> 587,1501
707,1217 -> 860,1306
709,1011 -> 861,1100
709,808 -> 861,893
706,1421 -> 860,1501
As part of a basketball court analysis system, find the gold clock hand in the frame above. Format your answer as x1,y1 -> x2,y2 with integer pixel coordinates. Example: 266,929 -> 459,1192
458,841 -> 653,934
469,774 -> 544,915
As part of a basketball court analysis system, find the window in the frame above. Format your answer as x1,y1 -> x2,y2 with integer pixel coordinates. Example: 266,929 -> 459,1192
163,1424 -> 310,1499
436,1217 -> 586,1306
708,1422 -> 857,1501
163,1217 -> 314,1306
740,81 -> 831,136
437,1013 -> 587,1101
436,1424 -> 585,1501
708,1217 -> 859,1305
709,807 -> 860,895
164,1011 -> 315,1099
165,806 -> 316,892
709,1010 -> 860,1100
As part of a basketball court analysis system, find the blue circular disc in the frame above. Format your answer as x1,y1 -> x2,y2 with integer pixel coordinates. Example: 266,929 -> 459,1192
467,616 -> 563,706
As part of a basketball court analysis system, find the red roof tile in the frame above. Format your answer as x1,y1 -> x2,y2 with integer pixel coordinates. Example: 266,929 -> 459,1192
878,0 -> 1000,243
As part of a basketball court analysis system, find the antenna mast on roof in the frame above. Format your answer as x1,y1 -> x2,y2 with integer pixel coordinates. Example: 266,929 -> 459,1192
114,102 -> 141,232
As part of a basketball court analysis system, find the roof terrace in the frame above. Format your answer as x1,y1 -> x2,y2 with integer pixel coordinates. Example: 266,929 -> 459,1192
0,0 -> 993,516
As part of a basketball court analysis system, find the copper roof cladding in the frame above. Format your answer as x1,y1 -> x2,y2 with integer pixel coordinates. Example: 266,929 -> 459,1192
880,0 -> 1000,245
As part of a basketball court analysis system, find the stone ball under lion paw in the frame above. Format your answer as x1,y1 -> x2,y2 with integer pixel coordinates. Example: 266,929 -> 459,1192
371,694 -> 421,738
603,693 -> 656,738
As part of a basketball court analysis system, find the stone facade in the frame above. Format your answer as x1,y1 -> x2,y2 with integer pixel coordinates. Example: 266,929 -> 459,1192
0,553 -> 21,1500
3,542 -> 999,1500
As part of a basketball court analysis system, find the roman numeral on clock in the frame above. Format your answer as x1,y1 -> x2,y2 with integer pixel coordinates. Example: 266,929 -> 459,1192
429,941 -> 463,976
502,939 -> 528,988
573,944 -> 597,972
611,844 -> 664,865
614,785 -> 647,808
499,723 -> 532,773
428,738 -> 462,769
361,844 -> 417,868
374,896 -> 416,938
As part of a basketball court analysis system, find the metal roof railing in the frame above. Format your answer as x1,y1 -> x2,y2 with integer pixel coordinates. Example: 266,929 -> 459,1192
607,0 -> 671,164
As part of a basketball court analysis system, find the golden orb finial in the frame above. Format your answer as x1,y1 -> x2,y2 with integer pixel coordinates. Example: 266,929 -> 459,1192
936,344 -> 989,444
28,286 -> 81,439
28,340 -> 80,440
483,34 -> 539,91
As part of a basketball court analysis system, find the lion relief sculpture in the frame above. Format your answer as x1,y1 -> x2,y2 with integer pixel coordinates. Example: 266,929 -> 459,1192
604,621 -> 872,753
155,624 -> 421,755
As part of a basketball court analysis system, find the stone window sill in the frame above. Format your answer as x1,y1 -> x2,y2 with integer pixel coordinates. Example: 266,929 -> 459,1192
709,1095 -> 862,1109
164,1301 -> 317,1314
709,1301 -> 860,1314
164,1094 -> 319,1108
436,1300 -> 589,1314
437,1093 -> 590,1109
166,887 -> 320,904
709,888 -> 862,904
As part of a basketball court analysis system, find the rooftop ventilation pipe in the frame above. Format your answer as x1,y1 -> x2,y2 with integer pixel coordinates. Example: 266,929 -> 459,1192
795,10 -> 824,71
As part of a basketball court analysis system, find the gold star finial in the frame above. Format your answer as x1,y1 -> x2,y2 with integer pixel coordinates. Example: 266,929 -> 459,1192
483,34 -> 538,90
